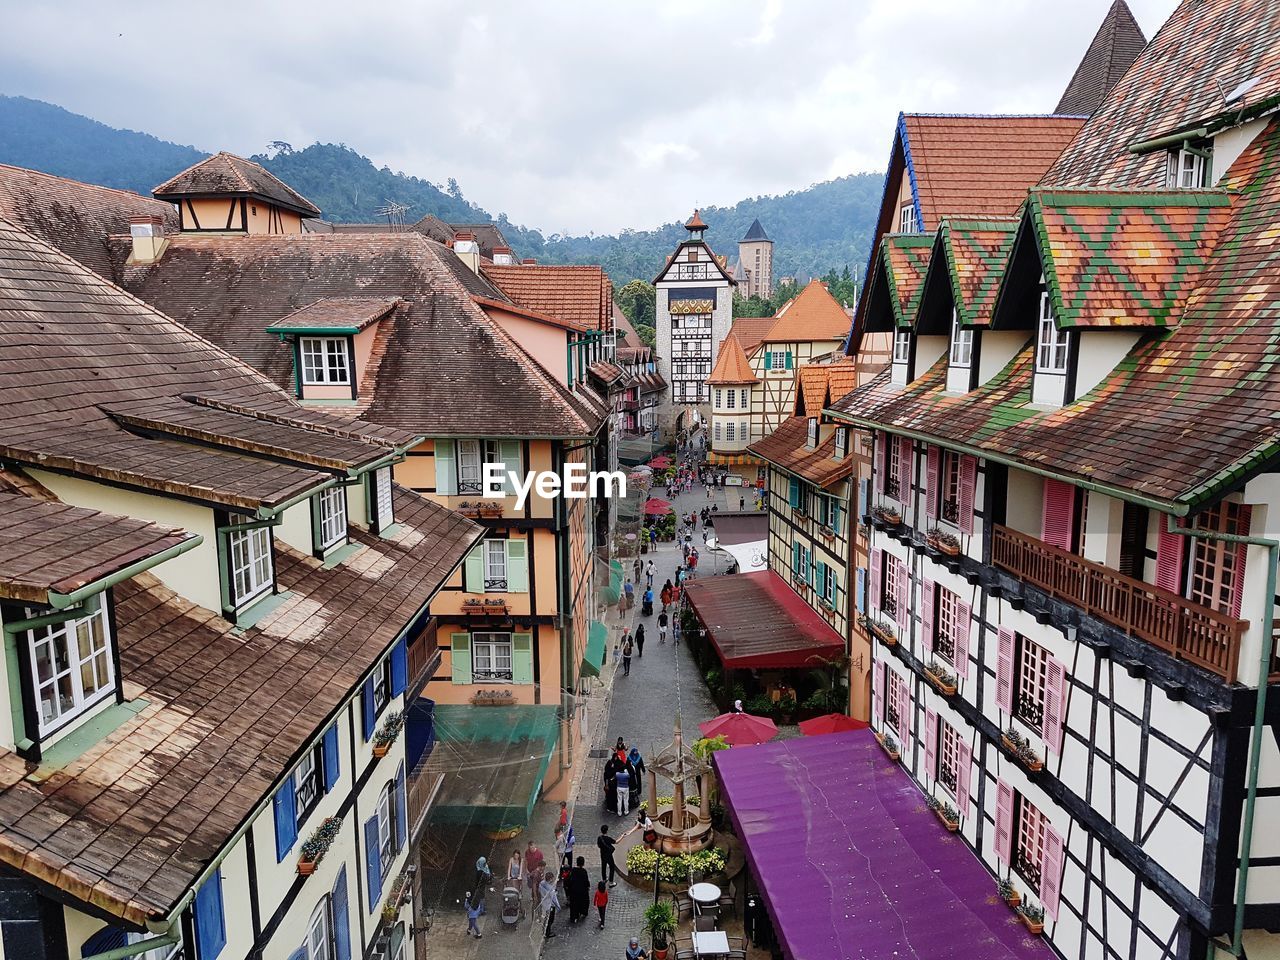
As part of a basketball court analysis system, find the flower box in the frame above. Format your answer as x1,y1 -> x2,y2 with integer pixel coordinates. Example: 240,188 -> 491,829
373,710 -> 404,758
819,525 -> 836,539
1001,730 -> 1044,772
818,599 -> 835,613
935,806 -> 960,832
997,879 -> 1022,909
926,527 -> 962,556
298,816 -> 342,876
860,615 -> 897,646
873,506 -> 902,526
472,689 -> 515,706
924,663 -> 957,696
462,598 -> 508,614
1017,905 -> 1045,935
874,731 -> 900,761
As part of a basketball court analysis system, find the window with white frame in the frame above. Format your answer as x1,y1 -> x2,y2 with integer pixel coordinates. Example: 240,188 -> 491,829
371,657 -> 391,717
294,745 -> 324,825
1014,794 -> 1049,893
26,604 -> 115,736
376,783 -> 395,875
472,632 -> 514,682
899,203 -> 919,233
229,526 -> 273,607
834,427 -> 848,458
457,439 -> 483,493
821,564 -> 837,605
1166,147 -> 1210,188
769,351 -> 787,371
886,438 -> 905,500
934,586 -> 959,663
317,486 -> 347,551
937,720 -> 964,797
893,328 -> 912,363
941,450 -> 962,524
484,539 -> 508,591
882,555 -> 901,619
375,468 -> 394,530
793,542 -> 808,578
1036,289 -> 1069,373
300,337 -> 351,385
807,417 -> 819,447
949,308 -> 973,366
306,898 -> 331,960
885,669 -> 909,732
1015,633 -> 1049,733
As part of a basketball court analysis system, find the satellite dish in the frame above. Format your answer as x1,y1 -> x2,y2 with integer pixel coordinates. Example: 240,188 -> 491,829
1224,76 -> 1260,104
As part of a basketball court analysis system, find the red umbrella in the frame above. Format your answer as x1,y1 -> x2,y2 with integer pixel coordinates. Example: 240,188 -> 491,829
798,713 -> 870,737
699,712 -> 778,746
648,455 -> 674,468
644,497 -> 674,516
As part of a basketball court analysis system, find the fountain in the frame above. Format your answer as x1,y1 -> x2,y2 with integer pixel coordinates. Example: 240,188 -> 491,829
646,715 -> 716,854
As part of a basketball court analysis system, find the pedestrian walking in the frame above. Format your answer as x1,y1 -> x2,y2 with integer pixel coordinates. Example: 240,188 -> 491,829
539,871 -> 560,939
657,610 -> 669,643
622,636 -> 633,676
598,825 -> 619,886
524,842 -> 545,905
642,586 -> 654,616
623,578 -> 634,608
594,881 -> 609,928
673,615 -> 682,645
627,936 -> 650,960
740,495 -> 746,510
633,557 -> 642,582
474,857 -> 492,905
558,800 -> 569,833
554,824 -> 567,868
634,623 -> 645,658
567,856 -> 591,923
562,821 -> 576,868
645,560 -> 655,588
615,762 -> 631,814
465,891 -> 483,939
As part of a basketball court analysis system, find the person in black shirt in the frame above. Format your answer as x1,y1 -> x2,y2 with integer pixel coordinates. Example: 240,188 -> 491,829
597,824 -> 618,886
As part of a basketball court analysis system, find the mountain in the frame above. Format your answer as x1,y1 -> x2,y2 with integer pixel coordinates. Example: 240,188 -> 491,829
0,95 -> 882,284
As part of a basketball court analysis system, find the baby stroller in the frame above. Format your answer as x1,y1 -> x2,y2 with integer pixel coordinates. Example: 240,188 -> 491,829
501,886 -> 524,926
641,596 -> 654,617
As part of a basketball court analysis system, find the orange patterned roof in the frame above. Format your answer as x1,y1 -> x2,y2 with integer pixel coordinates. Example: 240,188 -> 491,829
708,333 -> 758,384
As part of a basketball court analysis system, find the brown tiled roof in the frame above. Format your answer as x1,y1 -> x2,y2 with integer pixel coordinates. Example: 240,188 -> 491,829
765,280 -> 852,343
727,317 -> 777,356
265,297 -> 400,333
613,306 -> 645,350
1054,0 -> 1147,116
707,334 -> 758,385
152,152 -> 321,217
1046,0 -> 1280,189
637,371 -> 666,393
747,416 -> 852,489
482,263 -> 613,332
587,360 -> 626,385
0,490 -> 196,604
881,234 -> 935,327
686,209 -> 708,230
616,345 -> 650,364
0,486 -> 479,925
0,163 -> 177,280
796,360 -> 861,416
114,233 -> 602,439
410,216 -> 511,259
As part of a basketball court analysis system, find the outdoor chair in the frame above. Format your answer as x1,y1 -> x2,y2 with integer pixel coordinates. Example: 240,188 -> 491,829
673,890 -> 695,920
717,880 -> 737,917
694,913 -> 719,932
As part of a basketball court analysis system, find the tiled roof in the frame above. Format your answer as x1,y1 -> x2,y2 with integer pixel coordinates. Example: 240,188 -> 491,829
0,163 -> 178,280
411,216 -> 511,259
1054,0 -> 1147,116
741,218 -> 771,242
830,117 -> 1280,510
1045,0 -> 1280,188
0,486 -> 478,925
482,263 -> 612,332
765,280 -> 852,343
686,209 -> 708,230
796,360 -> 861,416
936,218 -> 1019,327
747,416 -> 852,489
587,359 -> 625,385
0,490 -> 196,604
114,233 -> 603,439
727,316 -> 777,356
152,152 -> 321,216
613,306 -> 644,350
873,234 -> 934,327
265,297 -> 400,333
707,334 -> 758,385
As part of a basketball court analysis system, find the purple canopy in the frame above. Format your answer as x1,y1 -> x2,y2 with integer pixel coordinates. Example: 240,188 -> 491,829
715,730 -> 1052,960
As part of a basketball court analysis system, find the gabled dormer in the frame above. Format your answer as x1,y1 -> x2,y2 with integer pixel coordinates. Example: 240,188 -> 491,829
153,152 -> 321,235
267,298 -> 401,403
861,233 -> 935,386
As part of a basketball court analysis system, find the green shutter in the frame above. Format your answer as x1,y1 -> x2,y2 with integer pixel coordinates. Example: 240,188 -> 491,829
435,439 -> 456,495
808,555 -> 817,587
499,441 -> 521,495
788,477 -> 801,509
792,541 -> 802,576
833,499 -> 844,533
450,633 -> 472,684
785,350 -> 794,369
512,634 -> 534,684
764,350 -> 773,369
463,545 -> 484,592
507,539 -> 528,592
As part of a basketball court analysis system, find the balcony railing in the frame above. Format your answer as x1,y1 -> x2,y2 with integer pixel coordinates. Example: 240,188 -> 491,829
407,619 -> 439,694
991,524 -> 1247,681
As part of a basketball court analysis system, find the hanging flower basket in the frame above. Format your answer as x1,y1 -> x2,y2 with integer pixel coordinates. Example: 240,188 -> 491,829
874,731 -> 900,761
298,816 -> 343,875
924,662 -> 957,696
373,710 -> 404,758
1001,728 -> 1043,772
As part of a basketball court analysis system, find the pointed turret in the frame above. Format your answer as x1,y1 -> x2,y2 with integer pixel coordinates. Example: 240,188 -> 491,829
1055,0 -> 1147,116
684,208 -> 708,240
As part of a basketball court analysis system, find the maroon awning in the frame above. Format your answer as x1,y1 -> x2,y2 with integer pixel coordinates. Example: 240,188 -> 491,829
683,570 -> 844,669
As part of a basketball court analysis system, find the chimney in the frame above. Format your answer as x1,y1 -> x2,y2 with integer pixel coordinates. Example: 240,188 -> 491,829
492,245 -> 515,266
521,258 -> 538,265
453,231 -> 480,273
128,215 -> 167,264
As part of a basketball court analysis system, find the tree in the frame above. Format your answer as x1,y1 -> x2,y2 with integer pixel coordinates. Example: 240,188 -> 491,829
616,279 -> 657,329
635,324 -> 657,348
732,293 -> 774,319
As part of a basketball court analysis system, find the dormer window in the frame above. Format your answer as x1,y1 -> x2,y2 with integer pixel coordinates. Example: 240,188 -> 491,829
899,203 -> 919,233
834,426 -> 848,458
893,328 -> 912,363
300,337 -> 351,386
27,605 -> 115,737
1036,290 -> 1069,373
949,309 -> 973,367
315,486 -> 348,553
1166,146 -> 1211,188
373,467 -> 395,533
228,526 -> 274,609
807,417 -> 819,448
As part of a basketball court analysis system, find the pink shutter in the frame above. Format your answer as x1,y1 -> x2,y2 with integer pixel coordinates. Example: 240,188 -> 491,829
875,434 -> 887,494
920,579 -> 935,656
1155,519 -> 1186,594
873,665 -> 883,724
1040,824 -> 1065,921
898,685 -> 912,742
925,445 -> 940,518
894,558 -> 909,629
955,738 -> 972,815
1041,478 -> 1076,551
924,709 -> 938,780
1043,657 -> 1067,755
958,456 -> 977,535
898,437 -> 913,494
869,549 -> 883,614
995,627 -> 1015,715
1231,504 -> 1253,619
953,598 -> 971,679
994,780 -> 1015,864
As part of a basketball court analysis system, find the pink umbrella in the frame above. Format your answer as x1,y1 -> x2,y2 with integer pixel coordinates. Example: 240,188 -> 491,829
799,713 -> 870,737
648,455 -> 674,468
699,712 -> 778,746
644,497 -> 674,516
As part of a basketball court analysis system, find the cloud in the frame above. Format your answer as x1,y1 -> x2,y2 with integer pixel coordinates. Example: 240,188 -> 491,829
0,0 -> 1177,234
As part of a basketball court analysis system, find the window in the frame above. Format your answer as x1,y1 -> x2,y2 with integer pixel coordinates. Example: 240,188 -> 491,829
307,899 -> 331,960
484,539 -> 508,591
726,422 -> 736,441
886,437 -> 905,500
229,526 -> 273,607
899,203 -> 919,233
806,417 -> 819,447
941,450 -> 962,524
376,784 -> 395,876
472,633 -> 514,682
714,388 -> 722,408
371,658 -> 391,717
792,542 -> 808,579
937,721 -> 965,797
893,328 -> 912,363
740,388 -> 748,407
885,669 -> 909,733
1166,147 -> 1210,188
882,556 -> 901,620
726,390 -> 736,409
934,587 -> 959,663
714,421 -> 722,441
821,564 -> 837,605
834,427 -> 848,458
949,309 -> 973,366
300,337 -> 351,385
1036,289 -> 1069,373
457,440 -> 483,494
295,748 -> 323,825
375,468 -> 394,530
770,351 -> 787,371
1015,634 -> 1049,733
1190,502 -> 1249,614
317,486 -> 347,551
1014,795 -> 1049,893
26,605 -> 115,736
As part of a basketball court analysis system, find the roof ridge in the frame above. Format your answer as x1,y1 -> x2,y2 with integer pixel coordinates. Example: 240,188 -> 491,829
0,162 -> 165,203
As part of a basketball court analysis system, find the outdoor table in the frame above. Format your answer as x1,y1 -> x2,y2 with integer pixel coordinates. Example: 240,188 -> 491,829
689,882 -> 721,906
692,930 -> 730,957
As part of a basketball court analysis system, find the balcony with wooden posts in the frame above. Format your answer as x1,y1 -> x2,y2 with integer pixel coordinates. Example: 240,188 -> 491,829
991,525 -> 1247,681
406,618 -> 440,700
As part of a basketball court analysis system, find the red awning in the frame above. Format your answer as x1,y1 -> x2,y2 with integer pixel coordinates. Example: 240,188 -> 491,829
683,570 -> 845,670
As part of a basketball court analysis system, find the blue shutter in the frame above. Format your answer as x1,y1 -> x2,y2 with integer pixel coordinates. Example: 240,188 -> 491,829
273,780 -> 297,862
364,815 -> 382,912
788,478 -> 800,509
323,723 -> 340,792
856,568 -> 867,614
332,865 -> 352,960
390,640 -> 407,697
362,677 -> 376,740
394,762 -> 408,852
833,499 -> 844,534
194,869 -> 226,960
858,478 -> 869,522
287,949 -> 306,960
792,542 -> 801,576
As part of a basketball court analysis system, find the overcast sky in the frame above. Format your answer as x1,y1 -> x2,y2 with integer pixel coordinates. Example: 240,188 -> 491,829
0,0 -> 1175,234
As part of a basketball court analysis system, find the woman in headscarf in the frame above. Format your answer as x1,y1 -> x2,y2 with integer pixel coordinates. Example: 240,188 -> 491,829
474,856 -> 492,907
627,747 -> 646,810
602,754 -> 619,813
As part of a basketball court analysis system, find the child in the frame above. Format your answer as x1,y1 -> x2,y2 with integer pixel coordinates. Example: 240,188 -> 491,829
466,891 -> 483,939
594,880 -> 609,929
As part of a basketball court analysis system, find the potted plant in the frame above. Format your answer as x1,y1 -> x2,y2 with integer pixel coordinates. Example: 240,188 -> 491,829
859,614 -> 897,646
936,800 -> 960,831
873,504 -> 902,526
926,527 -> 962,556
874,730 -> 900,761
298,816 -> 342,875
458,501 -> 484,518
644,899 -> 678,959
479,500 -> 504,518
923,660 -> 957,696
745,694 -> 774,717
777,696 -> 797,724
1000,727 -> 1044,772
373,710 -> 404,758
1017,902 -> 1046,935
997,877 -> 1021,908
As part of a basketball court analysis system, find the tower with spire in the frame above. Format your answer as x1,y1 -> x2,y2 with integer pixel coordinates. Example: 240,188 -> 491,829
738,218 -> 774,299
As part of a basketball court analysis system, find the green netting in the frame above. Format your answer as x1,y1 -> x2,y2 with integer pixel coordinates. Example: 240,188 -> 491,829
581,620 -> 608,678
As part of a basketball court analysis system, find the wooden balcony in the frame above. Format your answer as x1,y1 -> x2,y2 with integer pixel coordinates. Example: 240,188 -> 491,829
406,618 -> 439,698
991,524 -> 1247,681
